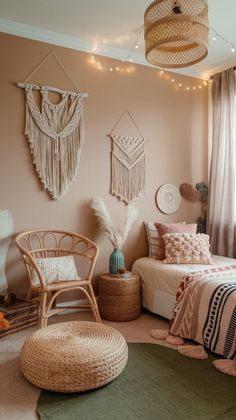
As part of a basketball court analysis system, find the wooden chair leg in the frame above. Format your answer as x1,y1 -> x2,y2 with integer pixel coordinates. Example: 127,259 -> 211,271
26,288 -> 34,301
87,284 -> 102,323
38,291 -> 48,329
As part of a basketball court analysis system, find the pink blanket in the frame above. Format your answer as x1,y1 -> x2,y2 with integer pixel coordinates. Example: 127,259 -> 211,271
170,265 -> 236,358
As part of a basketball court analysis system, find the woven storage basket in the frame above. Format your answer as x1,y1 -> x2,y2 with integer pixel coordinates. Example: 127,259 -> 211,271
98,274 -> 141,322
20,321 -> 128,393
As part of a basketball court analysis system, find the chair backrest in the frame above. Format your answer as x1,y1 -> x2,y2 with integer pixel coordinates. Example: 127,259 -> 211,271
15,229 -> 99,288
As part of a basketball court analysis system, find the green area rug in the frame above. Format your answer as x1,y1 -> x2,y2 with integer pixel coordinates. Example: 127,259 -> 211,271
37,343 -> 236,420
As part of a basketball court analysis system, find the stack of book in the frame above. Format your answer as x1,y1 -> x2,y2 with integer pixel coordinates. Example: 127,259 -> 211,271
0,298 -> 39,337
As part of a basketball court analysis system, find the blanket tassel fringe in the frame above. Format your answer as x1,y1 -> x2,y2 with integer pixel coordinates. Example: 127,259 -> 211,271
150,329 -> 236,376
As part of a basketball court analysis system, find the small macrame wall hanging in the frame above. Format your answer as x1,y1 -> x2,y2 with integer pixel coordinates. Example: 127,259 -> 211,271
108,110 -> 147,204
17,51 -> 88,200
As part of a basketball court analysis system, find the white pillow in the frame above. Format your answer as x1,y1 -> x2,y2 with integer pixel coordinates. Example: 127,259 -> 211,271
31,255 -> 80,285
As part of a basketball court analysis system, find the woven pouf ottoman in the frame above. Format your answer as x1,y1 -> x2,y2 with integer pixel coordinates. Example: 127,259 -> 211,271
20,321 -> 128,393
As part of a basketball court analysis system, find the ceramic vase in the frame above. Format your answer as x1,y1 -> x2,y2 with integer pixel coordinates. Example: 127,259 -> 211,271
109,248 -> 124,275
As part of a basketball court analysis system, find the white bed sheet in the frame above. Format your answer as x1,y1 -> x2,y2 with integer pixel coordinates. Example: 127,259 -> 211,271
132,255 -> 236,319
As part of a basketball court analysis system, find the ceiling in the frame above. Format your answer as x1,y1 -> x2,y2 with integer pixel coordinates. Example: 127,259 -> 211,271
0,0 -> 235,80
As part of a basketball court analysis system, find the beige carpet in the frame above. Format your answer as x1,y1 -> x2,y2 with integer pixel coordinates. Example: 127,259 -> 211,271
0,310 -> 169,420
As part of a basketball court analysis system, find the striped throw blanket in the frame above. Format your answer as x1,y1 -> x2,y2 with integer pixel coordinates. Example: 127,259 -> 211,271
170,265 -> 236,359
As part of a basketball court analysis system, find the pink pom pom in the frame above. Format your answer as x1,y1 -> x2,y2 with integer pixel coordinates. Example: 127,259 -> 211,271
178,345 -> 208,360
213,359 -> 236,376
166,334 -> 184,345
150,329 -> 169,340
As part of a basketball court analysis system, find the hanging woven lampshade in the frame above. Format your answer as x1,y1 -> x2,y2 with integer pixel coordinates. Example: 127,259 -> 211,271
144,0 -> 209,68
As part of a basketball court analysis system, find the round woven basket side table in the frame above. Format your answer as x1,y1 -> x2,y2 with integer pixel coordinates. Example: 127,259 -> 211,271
98,273 -> 141,322
20,321 -> 128,393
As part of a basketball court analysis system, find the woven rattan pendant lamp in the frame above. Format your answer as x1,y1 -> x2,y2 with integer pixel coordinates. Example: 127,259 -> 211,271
144,0 -> 209,68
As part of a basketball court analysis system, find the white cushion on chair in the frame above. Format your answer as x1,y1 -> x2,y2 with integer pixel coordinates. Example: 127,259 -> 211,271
32,255 -> 80,285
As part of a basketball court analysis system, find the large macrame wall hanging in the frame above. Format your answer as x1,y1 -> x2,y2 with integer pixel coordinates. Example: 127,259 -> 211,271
108,111 -> 147,204
17,51 -> 88,200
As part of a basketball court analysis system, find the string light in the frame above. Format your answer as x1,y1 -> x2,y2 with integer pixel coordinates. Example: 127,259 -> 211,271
91,21 -> 236,81
89,54 -> 208,91
87,16 -> 236,95
88,22 -> 213,92
122,25 -> 143,62
209,26 -> 236,54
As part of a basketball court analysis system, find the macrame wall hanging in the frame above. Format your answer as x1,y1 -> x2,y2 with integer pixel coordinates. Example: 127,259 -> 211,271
108,110 -> 147,204
17,51 -> 88,200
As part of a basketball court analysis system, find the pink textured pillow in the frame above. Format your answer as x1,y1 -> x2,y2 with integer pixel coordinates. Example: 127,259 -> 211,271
154,222 -> 197,260
163,233 -> 213,264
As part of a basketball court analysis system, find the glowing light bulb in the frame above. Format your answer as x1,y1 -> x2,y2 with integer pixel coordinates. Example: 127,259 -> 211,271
231,46 -> 235,53
91,56 -> 95,63
199,85 -> 202,89
186,87 -> 190,91
135,43 -> 138,49
193,86 -> 196,90
203,81 -> 208,86
116,67 -> 119,71
171,78 -> 175,82
110,68 -> 113,71
160,70 -> 164,75
129,57 -> 133,62
178,83 -> 182,87
213,35 -> 217,41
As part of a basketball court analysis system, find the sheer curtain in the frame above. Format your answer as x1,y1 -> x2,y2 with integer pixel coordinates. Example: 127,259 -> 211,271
207,67 -> 236,257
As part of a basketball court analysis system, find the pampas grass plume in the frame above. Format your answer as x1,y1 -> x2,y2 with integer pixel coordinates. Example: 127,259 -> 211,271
90,198 -> 138,248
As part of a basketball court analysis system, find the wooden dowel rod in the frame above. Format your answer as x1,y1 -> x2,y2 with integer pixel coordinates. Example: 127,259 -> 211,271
17,82 -> 88,97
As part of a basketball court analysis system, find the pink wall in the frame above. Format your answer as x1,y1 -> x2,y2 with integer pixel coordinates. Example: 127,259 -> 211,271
0,33 -> 208,295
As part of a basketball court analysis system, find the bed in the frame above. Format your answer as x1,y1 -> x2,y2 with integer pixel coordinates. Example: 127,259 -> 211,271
132,255 -> 236,358
132,255 -> 236,320
133,222 -> 236,358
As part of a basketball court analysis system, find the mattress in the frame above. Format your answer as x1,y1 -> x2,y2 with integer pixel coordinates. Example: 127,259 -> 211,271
132,255 -> 236,320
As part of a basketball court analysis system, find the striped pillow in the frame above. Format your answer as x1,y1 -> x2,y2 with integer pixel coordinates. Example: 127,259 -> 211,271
145,221 -> 161,258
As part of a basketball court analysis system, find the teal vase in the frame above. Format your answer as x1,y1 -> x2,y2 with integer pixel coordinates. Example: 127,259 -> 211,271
109,248 -> 124,275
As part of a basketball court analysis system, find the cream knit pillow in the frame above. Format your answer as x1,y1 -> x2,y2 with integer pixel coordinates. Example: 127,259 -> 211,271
163,233 -> 213,264
155,222 -> 197,260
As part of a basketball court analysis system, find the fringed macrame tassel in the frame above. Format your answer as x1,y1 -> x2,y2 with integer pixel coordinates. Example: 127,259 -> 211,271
111,154 -> 146,203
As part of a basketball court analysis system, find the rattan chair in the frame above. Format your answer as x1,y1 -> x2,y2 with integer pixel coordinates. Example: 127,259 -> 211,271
15,229 -> 101,328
